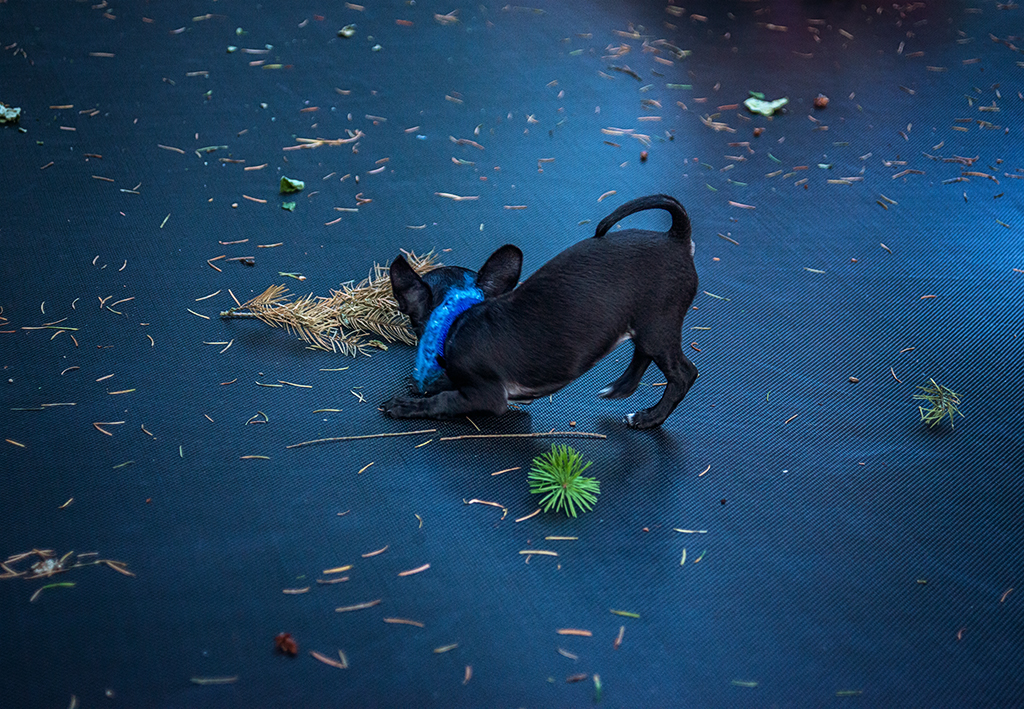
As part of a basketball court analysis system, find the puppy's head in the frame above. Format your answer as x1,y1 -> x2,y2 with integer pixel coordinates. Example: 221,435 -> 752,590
390,244 -> 523,338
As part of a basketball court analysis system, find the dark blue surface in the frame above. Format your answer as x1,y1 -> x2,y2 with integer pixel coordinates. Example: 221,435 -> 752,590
2,0 -> 1023,707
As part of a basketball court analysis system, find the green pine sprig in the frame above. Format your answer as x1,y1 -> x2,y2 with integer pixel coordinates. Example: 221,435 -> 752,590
528,444 -> 600,518
913,378 -> 963,428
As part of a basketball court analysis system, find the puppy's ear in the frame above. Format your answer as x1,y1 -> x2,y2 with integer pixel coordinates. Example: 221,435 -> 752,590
476,244 -> 522,298
390,255 -> 433,330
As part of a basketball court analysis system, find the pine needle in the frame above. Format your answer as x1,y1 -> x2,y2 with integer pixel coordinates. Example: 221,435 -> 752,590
220,251 -> 442,356
913,378 -> 963,428
528,444 -> 600,518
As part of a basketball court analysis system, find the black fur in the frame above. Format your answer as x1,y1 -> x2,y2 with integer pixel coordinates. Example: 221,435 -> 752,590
382,194 -> 699,429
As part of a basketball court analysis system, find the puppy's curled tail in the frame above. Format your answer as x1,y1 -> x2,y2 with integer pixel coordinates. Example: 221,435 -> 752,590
594,194 -> 691,242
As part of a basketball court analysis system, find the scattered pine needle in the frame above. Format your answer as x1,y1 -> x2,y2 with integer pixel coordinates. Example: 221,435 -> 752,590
309,651 -> 348,669
398,563 -> 430,577
335,599 -> 381,613
515,509 -> 541,522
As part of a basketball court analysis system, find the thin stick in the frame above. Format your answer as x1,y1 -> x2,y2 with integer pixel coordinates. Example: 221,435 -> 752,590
440,430 -> 606,442
287,429 -> 436,448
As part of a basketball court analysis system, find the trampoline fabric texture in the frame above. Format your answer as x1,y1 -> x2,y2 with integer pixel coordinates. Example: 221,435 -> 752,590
1,0 -> 1023,707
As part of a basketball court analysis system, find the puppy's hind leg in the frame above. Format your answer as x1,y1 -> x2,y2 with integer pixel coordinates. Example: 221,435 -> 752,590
598,344 -> 652,400
625,350 -> 698,429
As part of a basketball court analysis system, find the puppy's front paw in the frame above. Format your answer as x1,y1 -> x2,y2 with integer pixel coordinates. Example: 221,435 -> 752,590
381,395 -> 422,419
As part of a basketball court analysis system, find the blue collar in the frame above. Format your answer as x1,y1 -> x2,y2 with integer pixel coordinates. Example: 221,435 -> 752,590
413,284 -> 485,393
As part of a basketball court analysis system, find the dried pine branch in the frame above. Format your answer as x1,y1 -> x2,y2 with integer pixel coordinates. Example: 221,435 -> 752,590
220,251 -> 442,356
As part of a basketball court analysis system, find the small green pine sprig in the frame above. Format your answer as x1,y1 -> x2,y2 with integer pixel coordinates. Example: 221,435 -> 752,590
913,378 -> 963,428
528,444 -> 600,518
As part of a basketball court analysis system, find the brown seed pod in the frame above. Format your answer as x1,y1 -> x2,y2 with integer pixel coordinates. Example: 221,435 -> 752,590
274,632 -> 299,657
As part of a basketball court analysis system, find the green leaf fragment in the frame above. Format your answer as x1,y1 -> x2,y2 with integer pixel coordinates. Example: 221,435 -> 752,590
1,103 -> 23,124
743,96 -> 788,116
339,24 -> 357,38
280,176 -> 305,194
609,609 -> 640,618
281,201 -> 296,211
748,90 -> 766,100
40,582 -> 75,591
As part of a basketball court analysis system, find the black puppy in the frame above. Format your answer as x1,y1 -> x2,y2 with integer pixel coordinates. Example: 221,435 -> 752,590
383,194 -> 699,429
